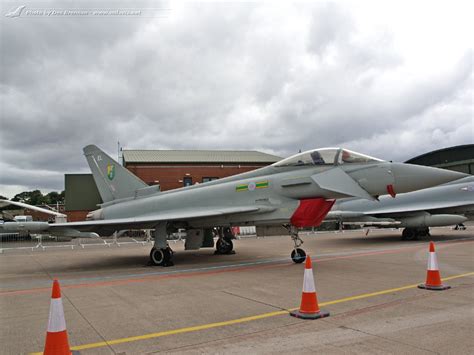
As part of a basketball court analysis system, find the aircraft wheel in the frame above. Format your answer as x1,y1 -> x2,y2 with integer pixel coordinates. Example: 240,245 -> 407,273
401,228 -> 418,241
291,248 -> 306,263
216,238 -> 233,254
150,247 -> 173,266
419,227 -> 430,237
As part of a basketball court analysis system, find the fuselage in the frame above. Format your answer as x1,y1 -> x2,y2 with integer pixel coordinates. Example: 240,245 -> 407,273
89,155 -> 468,229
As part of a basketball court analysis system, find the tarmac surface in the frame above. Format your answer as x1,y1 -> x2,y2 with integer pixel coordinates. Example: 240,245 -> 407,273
0,227 -> 473,354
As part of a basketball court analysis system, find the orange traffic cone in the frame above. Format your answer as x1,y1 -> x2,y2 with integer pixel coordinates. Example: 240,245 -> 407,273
418,242 -> 451,291
43,280 -> 74,355
290,255 -> 330,319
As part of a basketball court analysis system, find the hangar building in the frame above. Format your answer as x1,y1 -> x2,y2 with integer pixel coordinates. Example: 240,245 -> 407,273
405,144 -> 473,175
122,149 -> 281,191
65,149 -> 281,221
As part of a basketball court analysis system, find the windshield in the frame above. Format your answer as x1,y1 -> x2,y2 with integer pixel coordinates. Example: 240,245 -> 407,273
339,149 -> 383,164
273,148 -> 340,167
273,148 -> 383,167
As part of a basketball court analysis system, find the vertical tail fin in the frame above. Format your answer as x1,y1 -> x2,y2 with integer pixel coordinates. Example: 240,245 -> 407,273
83,145 -> 148,203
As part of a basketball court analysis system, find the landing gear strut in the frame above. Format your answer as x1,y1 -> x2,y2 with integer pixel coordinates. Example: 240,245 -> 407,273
286,225 -> 306,263
215,227 -> 235,254
150,223 -> 174,266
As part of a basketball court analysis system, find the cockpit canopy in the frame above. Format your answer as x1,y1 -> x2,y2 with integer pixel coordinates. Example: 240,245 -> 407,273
272,148 -> 383,167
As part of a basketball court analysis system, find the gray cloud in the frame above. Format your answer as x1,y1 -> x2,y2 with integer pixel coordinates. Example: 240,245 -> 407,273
0,1 -> 472,197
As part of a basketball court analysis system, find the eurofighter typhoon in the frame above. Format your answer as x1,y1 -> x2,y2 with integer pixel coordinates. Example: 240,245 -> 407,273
5,145 -> 467,266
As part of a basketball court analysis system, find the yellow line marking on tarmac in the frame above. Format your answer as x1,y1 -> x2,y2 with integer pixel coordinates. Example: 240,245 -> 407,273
30,272 -> 474,354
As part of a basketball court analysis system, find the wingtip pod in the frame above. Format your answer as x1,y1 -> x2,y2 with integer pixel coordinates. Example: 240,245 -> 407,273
290,255 -> 330,320
418,242 -> 451,291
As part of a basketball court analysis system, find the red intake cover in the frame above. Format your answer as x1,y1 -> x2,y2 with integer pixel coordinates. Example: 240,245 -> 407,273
290,198 -> 335,227
386,184 -> 396,198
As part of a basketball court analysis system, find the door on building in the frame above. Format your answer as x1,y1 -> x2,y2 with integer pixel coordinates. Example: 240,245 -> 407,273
183,176 -> 193,187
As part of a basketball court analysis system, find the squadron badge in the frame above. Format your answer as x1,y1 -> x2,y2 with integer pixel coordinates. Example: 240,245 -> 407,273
107,164 -> 115,180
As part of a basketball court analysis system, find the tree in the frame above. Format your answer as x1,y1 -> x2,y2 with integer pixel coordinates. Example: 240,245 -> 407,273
45,191 -> 65,205
29,190 -> 46,205
12,191 -> 34,203
12,190 -> 46,205
11,190 -> 65,205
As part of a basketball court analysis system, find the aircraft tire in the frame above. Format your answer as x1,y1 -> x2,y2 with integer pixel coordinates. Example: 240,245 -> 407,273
291,248 -> 306,263
418,227 -> 430,237
401,228 -> 418,241
216,238 -> 233,254
150,247 -> 174,266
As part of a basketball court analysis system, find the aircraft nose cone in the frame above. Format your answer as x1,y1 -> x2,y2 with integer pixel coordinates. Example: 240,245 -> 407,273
391,163 -> 468,194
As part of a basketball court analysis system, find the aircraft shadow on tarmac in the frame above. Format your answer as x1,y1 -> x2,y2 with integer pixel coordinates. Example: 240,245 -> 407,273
57,249 -> 244,273
38,233 -> 474,273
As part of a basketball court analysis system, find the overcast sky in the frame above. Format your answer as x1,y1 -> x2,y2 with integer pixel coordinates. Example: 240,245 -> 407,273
0,0 -> 472,198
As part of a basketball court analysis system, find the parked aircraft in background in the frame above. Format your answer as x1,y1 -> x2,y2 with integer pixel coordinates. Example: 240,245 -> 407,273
0,199 -> 66,222
0,200 -> 98,238
43,145 -> 466,266
0,200 -> 66,236
326,176 -> 474,240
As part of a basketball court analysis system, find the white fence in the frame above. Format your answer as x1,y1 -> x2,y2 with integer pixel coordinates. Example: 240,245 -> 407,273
0,231 -> 152,254
235,226 -> 257,237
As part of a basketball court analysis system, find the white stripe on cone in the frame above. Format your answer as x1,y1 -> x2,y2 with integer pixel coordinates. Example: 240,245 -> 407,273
47,298 -> 67,332
427,251 -> 439,271
302,268 -> 316,293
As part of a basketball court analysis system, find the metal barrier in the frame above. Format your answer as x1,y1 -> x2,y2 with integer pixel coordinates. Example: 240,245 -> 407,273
234,226 -> 257,238
0,230 -> 153,254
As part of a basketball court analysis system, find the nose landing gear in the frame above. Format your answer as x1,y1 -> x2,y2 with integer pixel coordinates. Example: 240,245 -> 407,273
286,225 -> 306,263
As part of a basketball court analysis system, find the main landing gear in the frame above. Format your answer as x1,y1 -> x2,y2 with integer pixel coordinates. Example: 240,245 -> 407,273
215,227 -> 235,255
285,225 -> 306,263
149,223 -> 174,266
149,247 -> 174,267
401,227 -> 430,241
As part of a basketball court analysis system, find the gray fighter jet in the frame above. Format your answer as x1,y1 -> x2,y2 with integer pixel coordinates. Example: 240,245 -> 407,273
326,176 -> 474,240
42,145 -> 465,266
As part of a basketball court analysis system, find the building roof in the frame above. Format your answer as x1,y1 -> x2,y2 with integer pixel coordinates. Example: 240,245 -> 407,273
122,149 -> 282,164
405,144 -> 474,166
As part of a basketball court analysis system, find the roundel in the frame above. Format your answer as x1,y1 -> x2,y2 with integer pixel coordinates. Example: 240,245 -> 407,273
248,182 -> 256,191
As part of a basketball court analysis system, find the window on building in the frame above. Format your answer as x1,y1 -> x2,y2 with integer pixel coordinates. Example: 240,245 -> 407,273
183,177 -> 193,187
202,177 -> 219,183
